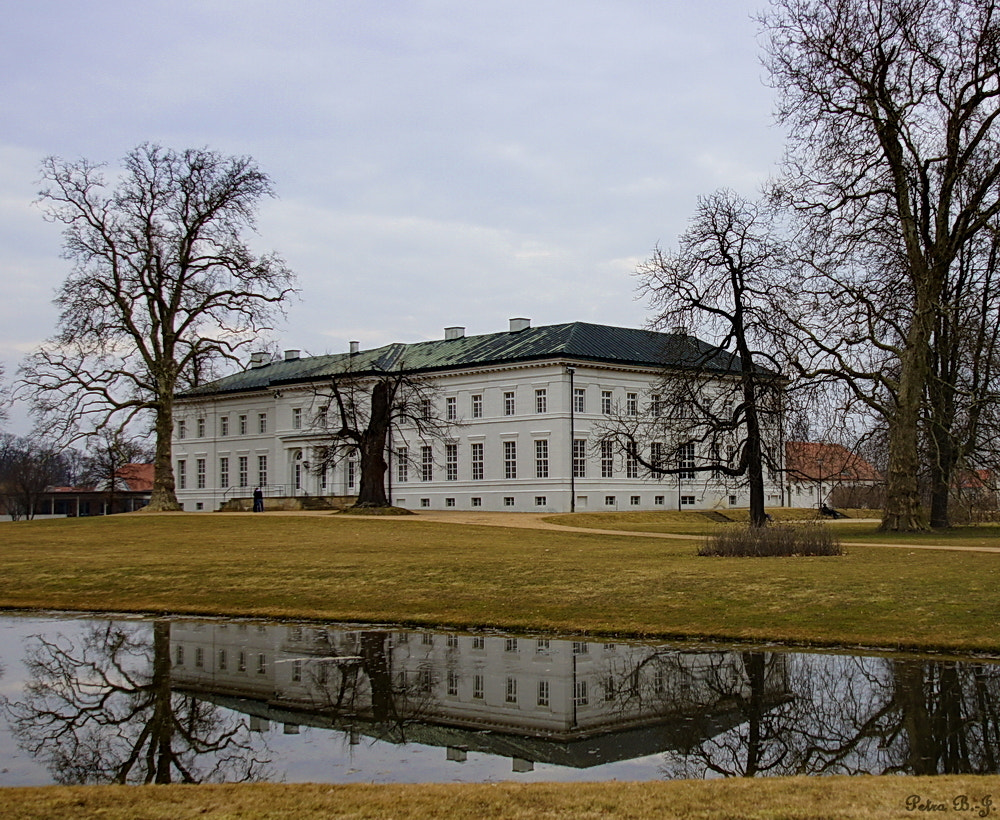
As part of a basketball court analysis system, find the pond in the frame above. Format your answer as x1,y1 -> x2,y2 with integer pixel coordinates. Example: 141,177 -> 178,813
1,612 -> 999,786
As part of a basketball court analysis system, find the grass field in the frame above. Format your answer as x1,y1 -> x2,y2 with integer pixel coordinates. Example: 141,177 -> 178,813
4,510 -> 1000,819
5,777 -> 1000,820
2,512 -> 1000,650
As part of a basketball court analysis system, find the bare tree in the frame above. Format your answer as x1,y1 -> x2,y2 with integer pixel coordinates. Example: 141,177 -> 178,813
81,428 -> 154,515
19,145 -> 296,511
610,191 -> 785,527
311,357 -> 454,508
762,0 -> 1000,531
0,434 -> 66,520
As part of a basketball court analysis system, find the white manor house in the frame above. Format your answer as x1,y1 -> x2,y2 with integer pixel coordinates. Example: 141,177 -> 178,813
171,318 -> 786,513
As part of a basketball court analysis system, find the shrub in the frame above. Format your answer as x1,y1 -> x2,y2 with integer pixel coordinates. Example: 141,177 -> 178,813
698,523 -> 843,557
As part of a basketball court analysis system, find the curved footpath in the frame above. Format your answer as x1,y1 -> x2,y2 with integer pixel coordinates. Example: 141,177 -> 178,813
292,509 -> 1000,554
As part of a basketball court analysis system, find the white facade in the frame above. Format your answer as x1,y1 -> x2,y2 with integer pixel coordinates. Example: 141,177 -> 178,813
171,321 -> 785,513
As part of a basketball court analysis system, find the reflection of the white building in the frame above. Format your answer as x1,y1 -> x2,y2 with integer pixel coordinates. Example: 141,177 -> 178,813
169,622 -> 791,769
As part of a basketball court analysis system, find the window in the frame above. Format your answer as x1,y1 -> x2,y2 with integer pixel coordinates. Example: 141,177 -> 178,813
601,390 -> 613,414
537,680 -> 550,707
535,496 -> 547,506
196,458 -> 206,489
219,416 -> 229,437
626,392 -> 638,416
218,649 -> 227,670
605,495 -> 616,506
535,388 -> 547,414
573,387 -> 585,413
472,635 -> 485,650
504,496 -> 515,507
219,457 -> 229,488
651,442 -> 664,476
177,420 -> 186,440
239,414 -> 248,436
573,439 -> 587,478
422,632 -> 434,646
257,455 -> 267,486
447,634 -> 459,649
447,671 -> 459,696
238,456 -> 249,488
473,674 -> 484,699
292,659 -> 302,682
238,651 -> 247,672
446,396 -> 457,421
446,497 -> 456,507
257,654 -> 267,675
292,408 -> 302,429
348,457 -> 356,488
536,638 -> 550,652
195,647 -> 204,668
605,677 -> 616,701
506,677 -> 518,703
420,498 -> 430,508
258,413 -> 267,434
420,398 -> 432,420
504,441 -> 517,479
574,680 -> 589,706
471,496 -> 482,507
316,405 -> 328,427
651,394 -> 662,417
678,442 -> 696,479
655,495 -> 665,505
573,641 -> 589,655
626,453 -> 639,479
681,495 -> 696,506
729,495 -> 738,506
505,637 -> 518,652
535,439 -> 549,478
471,442 -> 484,480
630,495 -> 640,506
197,418 -> 205,438
503,391 -> 515,415
177,460 -> 187,490
446,443 -> 458,481
175,645 -> 184,665
397,447 -> 408,482
421,445 -> 433,481
471,394 -> 483,418
601,440 -> 614,478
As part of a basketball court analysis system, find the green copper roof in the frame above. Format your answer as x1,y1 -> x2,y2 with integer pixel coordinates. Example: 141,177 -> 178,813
180,322 -> 754,397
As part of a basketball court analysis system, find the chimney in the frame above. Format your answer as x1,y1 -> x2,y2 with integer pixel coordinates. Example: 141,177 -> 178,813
349,340 -> 360,355
509,317 -> 531,332
445,326 -> 465,340
250,351 -> 270,368
284,349 -> 300,361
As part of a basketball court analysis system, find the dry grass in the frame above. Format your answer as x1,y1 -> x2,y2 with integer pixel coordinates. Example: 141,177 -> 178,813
3,777 -> 1000,819
699,522 -> 843,556
2,513 -> 1000,650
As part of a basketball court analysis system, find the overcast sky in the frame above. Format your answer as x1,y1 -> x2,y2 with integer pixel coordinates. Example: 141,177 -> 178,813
1,0 -> 785,433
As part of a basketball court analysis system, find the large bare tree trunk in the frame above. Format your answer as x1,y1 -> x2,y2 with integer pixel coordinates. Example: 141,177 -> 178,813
147,400 -> 181,511
355,381 -> 391,507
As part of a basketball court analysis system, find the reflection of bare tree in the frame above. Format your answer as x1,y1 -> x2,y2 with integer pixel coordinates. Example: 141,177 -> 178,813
3,620 -> 271,784
641,649 -> 1000,779
294,629 -> 434,743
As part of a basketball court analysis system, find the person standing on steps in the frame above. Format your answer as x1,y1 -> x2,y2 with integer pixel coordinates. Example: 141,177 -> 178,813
253,486 -> 264,513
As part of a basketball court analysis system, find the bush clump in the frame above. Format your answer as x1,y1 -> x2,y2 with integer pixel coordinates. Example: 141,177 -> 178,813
699,523 -> 843,557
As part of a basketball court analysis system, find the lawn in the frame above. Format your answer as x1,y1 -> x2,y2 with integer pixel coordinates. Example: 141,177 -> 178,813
4,511 -> 1000,819
2,512 -> 1000,651
5,777 -> 1000,820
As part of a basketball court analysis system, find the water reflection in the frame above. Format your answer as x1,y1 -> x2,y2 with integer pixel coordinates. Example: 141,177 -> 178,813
3,615 -> 1000,784
4,620 -> 271,784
